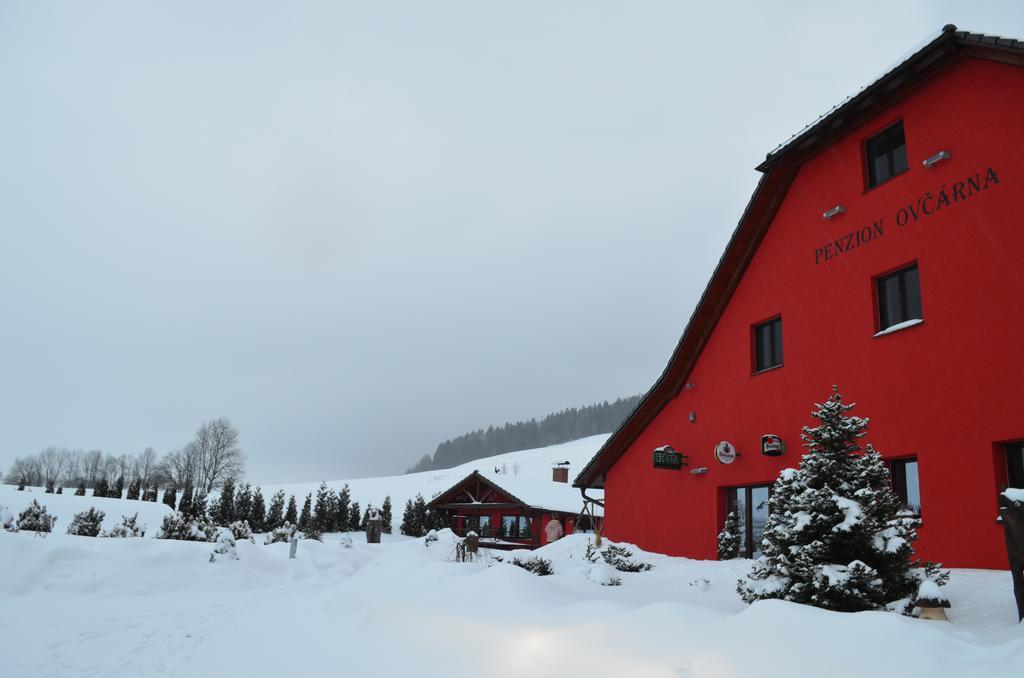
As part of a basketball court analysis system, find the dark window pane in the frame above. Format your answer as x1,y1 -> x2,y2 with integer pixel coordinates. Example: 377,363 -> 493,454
1008,443 -> 1024,489
877,265 -> 921,331
772,318 -> 783,365
754,317 -> 782,371
866,122 -> 907,188
904,266 -> 922,320
892,143 -> 908,176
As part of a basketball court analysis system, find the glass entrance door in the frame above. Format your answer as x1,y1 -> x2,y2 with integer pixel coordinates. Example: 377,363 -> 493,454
726,484 -> 772,558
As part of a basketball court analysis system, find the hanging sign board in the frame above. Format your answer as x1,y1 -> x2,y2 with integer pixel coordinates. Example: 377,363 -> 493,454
761,434 -> 785,457
714,441 -> 738,464
652,445 -> 686,470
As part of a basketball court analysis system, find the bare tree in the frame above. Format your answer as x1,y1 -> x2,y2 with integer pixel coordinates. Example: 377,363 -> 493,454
5,456 -> 41,486
38,446 -> 71,488
158,446 -> 197,489
193,418 -> 246,493
136,447 -> 157,486
82,449 -> 104,487
61,450 -> 83,487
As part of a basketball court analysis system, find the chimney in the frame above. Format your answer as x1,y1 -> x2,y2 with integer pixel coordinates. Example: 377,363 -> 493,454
552,461 -> 570,483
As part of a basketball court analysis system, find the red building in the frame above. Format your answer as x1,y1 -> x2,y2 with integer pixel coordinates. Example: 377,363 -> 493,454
574,26 -> 1024,570
428,465 -> 595,549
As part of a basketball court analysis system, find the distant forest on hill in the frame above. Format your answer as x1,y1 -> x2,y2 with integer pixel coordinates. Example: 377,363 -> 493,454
405,395 -> 643,474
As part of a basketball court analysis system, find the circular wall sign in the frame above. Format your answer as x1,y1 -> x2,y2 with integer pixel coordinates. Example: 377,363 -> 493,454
715,440 -> 737,464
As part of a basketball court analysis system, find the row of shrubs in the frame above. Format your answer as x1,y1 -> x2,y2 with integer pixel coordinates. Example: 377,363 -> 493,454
0,500 -> 144,537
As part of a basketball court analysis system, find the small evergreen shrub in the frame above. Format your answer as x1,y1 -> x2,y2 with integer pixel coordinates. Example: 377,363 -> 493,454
603,576 -> 623,587
17,500 -> 56,532
717,512 -> 741,560
601,544 -> 653,572
210,529 -> 239,562
302,526 -> 323,541
512,556 -> 554,576
105,513 -> 145,538
156,511 -> 217,542
75,481 -> 86,496
67,508 -> 106,537
227,520 -> 254,542
264,521 -> 297,545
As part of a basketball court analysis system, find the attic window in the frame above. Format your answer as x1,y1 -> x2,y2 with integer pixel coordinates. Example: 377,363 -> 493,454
865,121 -> 908,188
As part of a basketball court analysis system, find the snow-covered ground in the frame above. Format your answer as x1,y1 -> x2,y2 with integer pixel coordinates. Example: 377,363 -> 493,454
2,436 -> 1022,677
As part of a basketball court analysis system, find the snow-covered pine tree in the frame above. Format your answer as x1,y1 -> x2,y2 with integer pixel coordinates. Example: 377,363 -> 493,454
17,478 -> 26,491
93,477 -> 109,498
400,498 -> 416,536
264,521 -> 296,545
267,491 -> 286,530
215,478 -> 236,525
298,493 -> 312,530
381,496 -> 393,534
110,475 -> 124,499
177,485 -> 194,517
67,507 -> 106,536
738,387 -> 945,612
56,485 -> 63,494
17,500 -> 56,532
156,511 -> 216,542
348,501 -> 361,532
126,479 -> 141,501
249,487 -> 267,533
145,484 -> 159,502
412,494 -> 428,536
45,480 -> 55,494
104,513 -> 145,538
284,495 -> 298,525
336,484 -> 351,532
314,482 -> 331,533
75,480 -> 86,496
234,483 -> 253,524
162,486 -> 177,510
191,492 -> 209,520
717,512 -> 741,560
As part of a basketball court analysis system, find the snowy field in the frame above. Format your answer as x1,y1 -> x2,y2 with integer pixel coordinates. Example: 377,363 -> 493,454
2,437 -> 1023,678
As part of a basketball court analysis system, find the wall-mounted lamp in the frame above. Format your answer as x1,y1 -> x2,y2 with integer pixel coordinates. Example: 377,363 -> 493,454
689,467 -> 708,475
922,150 -> 951,168
823,205 -> 845,220
688,412 -> 697,423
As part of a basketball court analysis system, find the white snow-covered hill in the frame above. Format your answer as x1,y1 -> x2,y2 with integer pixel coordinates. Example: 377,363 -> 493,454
260,433 -> 609,515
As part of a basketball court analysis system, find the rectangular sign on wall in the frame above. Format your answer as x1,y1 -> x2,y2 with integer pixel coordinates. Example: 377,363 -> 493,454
653,446 -> 685,470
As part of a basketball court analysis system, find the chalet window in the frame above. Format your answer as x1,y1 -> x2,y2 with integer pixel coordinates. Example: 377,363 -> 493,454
478,515 -> 491,533
866,121 -> 908,188
725,485 -> 771,558
753,317 -> 783,372
518,516 -> 532,539
876,264 -> 922,332
1006,442 -> 1024,489
499,515 -> 531,539
890,457 -> 921,515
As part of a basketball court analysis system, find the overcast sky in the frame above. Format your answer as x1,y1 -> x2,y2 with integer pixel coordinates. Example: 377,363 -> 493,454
2,2 -> 1021,483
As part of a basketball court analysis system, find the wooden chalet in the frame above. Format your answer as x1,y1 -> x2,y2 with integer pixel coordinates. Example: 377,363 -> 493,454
427,466 -> 597,550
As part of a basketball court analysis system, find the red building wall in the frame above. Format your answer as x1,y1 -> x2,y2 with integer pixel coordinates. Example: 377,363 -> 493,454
603,57 -> 1024,569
